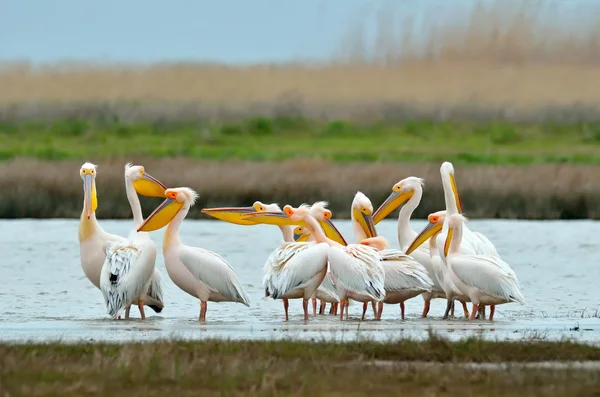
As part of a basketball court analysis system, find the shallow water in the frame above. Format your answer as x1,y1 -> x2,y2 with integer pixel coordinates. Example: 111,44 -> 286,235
1,219 -> 599,344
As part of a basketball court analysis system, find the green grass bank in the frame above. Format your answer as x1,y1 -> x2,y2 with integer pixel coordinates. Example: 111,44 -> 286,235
2,337 -> 599,396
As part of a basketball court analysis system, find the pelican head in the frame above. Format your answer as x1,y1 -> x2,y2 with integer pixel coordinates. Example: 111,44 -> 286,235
309,201 -> 347,245
293,225 -> 310,242
80,162 -> 98,219
352,191 -> 377,239
200,200 -> 276,225
373,176 -> 424,224
444,213 -> 467,256
440,161 -> 462,213
405,210 -> 447,255
124,163 -> 167,198
137,187 -> 199,232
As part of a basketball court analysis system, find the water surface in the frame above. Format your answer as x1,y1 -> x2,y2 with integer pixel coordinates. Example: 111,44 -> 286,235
1,219 -> 598,344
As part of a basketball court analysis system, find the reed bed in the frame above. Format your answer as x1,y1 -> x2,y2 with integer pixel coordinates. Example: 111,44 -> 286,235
1,337 -> 599,396
2,158 -> 599,220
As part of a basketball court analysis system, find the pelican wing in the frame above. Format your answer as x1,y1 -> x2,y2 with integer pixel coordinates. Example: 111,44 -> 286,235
449,255 -> 525,304
100,239 -> 157,319
472,231 -> 500,256
328,244 -> 386,301
263,242 -> 329,299
143,268 -> 165,313
179,246 -> 250,306
379,249 -> 434,291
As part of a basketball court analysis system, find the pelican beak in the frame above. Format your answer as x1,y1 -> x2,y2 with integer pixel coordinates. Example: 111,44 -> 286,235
137,197 -> 184,232
293,229 -> 310,242
354,208 -> 377,239
201,206 -> 258,225
444,228 -> 454,257
319,219 -> 348,246
373,190 -> 414,224
449,173 -> 463,213
241,211 -> 300,226
405,221 -> 442,255
133,172 -> 168,198
83,174 -> 98,220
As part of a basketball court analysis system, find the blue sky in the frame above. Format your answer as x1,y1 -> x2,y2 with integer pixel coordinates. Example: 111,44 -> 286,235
1,0 -> 595,64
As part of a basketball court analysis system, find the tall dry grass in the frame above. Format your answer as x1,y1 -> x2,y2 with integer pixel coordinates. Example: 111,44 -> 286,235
1,1 -> 600,122
2,158 -> 599,219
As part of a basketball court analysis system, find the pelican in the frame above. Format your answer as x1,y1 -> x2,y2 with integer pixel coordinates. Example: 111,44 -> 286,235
138,187 -> 250,322
443,214 -> 525,320
294,225 -> 340,316
352,191 -> 433,321
405,161 -> 499,318
372,176 -> 446,318
414,211 -> 471,319
78,162 -> 167,318
243,204 -> 386,321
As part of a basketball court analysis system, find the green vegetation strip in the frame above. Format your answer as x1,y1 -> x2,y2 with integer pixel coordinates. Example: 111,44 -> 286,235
2,337 -> 599,396
2,117 -> 600,164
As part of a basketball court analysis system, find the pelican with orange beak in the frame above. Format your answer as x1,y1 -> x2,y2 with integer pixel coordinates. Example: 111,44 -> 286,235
78,162 -> 168,318
138,187 -> 250,322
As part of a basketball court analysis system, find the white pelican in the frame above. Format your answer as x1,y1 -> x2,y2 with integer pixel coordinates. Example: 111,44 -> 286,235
137,187 -> 250,322
372,176 -> 446,317
405,161 -> 499,318
413,211 -> 471,319
202,201 -> 343,318
78,162 -> 167,318
294,225 -> 340,316
243,204 -> 386,321
352,191 -> 433,321
443,214 -> 525,320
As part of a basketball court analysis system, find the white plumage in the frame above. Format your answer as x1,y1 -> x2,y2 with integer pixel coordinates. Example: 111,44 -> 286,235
379,249 -> 434,294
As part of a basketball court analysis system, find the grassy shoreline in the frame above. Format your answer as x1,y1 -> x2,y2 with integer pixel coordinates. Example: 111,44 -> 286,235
1,158 -> 600,220
2,338 -> 599,396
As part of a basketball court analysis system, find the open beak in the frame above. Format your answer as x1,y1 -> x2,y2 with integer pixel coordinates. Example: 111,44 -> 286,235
137,197 -> 184,232
201,206 -> 258,225
354,208 -> 377,239
373,191 -> 413,224
133,173 -> 168,198
319,219 -> 348,246
240,211 -> 301,227
405,221 -> 442,255
444,228 -> 454,257
449,174 -> 463,213
83,174 -> 98,219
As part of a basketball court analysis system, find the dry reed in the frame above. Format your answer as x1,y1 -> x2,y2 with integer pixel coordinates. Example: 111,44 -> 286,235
2,158 -> 599,219
2,1 -> 600,122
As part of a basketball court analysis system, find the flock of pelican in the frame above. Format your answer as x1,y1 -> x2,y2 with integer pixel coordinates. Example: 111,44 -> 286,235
78,161 -> 525,323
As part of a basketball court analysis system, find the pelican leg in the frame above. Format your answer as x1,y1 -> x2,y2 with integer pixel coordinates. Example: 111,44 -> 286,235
138,300 -> 146,320
199,301 -> 207,322
489,305 -> 496,321
400,302 -> 405,320
361,302 -> 368,321
125,306 -> 131,319
345,299 -> 349,320
303,299 -> 309,322
339,300 -> 346,321
283,298 -> 289,321
371,301 -> 377,317
377,302 -> 384,320
461,301 -> 470,318
469,304 -> 479,321
479,305 -> 486,320
443,298 -> 452,320
450,300 -> 455,317
311,297 -> 317,316
421,300 -> 431,318
329,303 -> 335,315
333,302 -> 338,316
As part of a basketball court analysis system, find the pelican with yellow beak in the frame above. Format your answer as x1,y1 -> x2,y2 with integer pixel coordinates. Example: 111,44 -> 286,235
242,204 -> 386,321
372,176 -> 446,317
78,162 -> 168,318
443,214 -> 525,321
138,187 -> 250,322
352,192 -> 433,321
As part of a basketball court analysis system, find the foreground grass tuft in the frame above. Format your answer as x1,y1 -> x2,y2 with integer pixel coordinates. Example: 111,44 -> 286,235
2,337 -> 600,396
